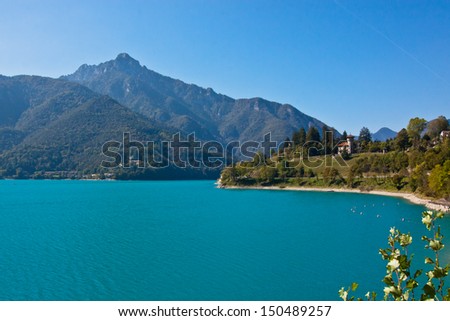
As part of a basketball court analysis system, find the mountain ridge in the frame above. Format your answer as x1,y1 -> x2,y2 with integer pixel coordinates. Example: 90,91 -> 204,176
0,75 -> 213,178
372,127 -> 397,141
1,54 -> 347,179
62,53 -> 338,143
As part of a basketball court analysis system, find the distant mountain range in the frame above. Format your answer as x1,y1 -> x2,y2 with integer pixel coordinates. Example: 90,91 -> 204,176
62,53 -> 334,144
0,53 -> 338,179
372,127 -> 397,141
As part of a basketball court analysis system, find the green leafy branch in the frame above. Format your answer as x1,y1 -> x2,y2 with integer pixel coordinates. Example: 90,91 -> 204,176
339,210 -> 450,301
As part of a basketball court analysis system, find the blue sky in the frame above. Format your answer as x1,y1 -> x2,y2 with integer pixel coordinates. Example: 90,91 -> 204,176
0,0 -> 449,134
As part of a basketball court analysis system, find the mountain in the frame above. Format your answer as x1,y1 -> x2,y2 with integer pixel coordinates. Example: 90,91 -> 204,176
0,75 -> 160,171
0,54 -> 341,179
0,75 -> 216,179
372,127 -> 397,141
62,53 -> 336,143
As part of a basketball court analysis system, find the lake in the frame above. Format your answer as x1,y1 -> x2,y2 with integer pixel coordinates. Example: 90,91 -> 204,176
0,180 -> 448,300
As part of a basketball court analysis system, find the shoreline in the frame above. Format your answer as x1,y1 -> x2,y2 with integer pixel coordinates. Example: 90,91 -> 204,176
217,181 -> 450,213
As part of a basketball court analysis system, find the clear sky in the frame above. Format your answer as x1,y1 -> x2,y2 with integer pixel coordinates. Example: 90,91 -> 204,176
0,0 -> 449,134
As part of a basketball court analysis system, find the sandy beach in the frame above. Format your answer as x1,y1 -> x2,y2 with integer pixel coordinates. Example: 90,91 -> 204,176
217,181 -> 450,213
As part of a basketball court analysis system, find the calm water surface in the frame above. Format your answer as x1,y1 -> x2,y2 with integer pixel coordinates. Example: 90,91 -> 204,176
0,180 -> 448,300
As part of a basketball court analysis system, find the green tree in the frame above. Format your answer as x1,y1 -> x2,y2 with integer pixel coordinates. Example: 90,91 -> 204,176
323,167 -> 340,185
259,166 -> 277,183
220,165 -> 238,184
395,128 -> 410,151
426,116 -> 449,139
250,151 -> 264,167
407,117 -> 427,147
283,137 -> 292,149
408,149 -> 424,168
346,169 -> 356,187
292,128 -> 306,148
292,131 -> 300,146
358,127 -> 372,153
306,126 -> 320,142
392,174 -> 406,190
321,126 -> 334,155
341,130 -> 348,141
340,148 -> 350,160
393,152 -> 409,171
410,162 -> 429,194
305,126 -> 321,156
428,160 -> 450,199
277,159 -> 292,181
306,168 -> 315,178
296,166 -> 305,178
298,128 -> 306,146
359,127 -> 372,143
369,141 -> 382,153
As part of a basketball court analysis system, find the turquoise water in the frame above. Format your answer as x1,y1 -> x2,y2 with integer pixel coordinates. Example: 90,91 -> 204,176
0,180 -> 448,300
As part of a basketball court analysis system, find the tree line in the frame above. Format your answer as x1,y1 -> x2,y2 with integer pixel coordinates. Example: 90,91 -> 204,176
220,116 -> 450,200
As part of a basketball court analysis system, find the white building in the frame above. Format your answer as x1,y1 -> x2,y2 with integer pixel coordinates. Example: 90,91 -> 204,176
337,135 -> 355,154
